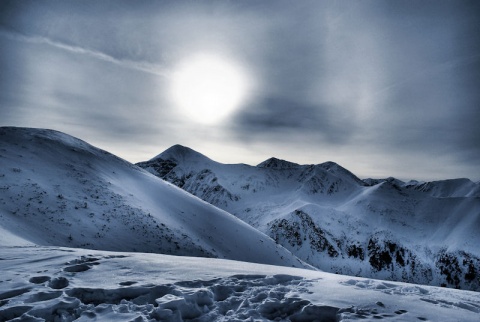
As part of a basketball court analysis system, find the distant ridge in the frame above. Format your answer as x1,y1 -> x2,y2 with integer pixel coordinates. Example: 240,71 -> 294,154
138,143 -> 480,291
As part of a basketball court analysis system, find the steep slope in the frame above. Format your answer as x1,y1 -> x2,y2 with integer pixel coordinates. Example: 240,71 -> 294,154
0,127 -> 309,269
137,145 -> 480,290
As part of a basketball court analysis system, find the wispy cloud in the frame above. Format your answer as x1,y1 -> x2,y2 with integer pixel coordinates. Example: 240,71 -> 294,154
0,27 -> 169,78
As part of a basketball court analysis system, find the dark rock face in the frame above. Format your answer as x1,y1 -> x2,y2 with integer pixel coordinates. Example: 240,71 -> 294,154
269,210 -> 339,258
436,251 -> 480,290
268,209 -> 480,290
137,159 -> 177,178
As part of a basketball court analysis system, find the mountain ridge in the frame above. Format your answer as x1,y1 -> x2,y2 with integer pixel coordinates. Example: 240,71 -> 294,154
0,127 -> 310,269
1,128 -> 478,291
137,144 -> 480,290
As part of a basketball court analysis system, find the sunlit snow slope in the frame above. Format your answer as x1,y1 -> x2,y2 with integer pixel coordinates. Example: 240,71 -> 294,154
0,127 -> 308,269
138,145 -> 480,290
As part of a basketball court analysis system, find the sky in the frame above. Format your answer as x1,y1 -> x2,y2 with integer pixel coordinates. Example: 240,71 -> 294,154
0,0 -> 479,181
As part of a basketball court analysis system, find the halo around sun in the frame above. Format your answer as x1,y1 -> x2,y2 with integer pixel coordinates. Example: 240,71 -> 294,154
170,53 -> 250,124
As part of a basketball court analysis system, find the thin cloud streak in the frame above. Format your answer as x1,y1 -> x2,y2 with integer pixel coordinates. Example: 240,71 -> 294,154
0,28 -> 169,78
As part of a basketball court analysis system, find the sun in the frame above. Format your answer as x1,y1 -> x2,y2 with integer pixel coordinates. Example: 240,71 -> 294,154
170,53 -> 249,124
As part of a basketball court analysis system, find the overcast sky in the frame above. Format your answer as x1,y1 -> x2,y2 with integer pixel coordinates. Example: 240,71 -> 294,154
1,0 -> 479,181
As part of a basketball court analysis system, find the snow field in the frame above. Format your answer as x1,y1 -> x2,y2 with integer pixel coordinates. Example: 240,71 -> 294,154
1,247 -> 480,322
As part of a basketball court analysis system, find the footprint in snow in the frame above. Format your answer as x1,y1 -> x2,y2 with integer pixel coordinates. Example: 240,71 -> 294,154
0,305 -> 33,320
64,263 -> 92,273
420,297 -> 480,313
63,255 -> 102,273
0,287 -> 32,301
48,277 -> 69,289
342,278 -> 429,295
119,281 -> 138,286
25,291 -> 63,303
337,305 -> 409,320
29,276 -> 51,284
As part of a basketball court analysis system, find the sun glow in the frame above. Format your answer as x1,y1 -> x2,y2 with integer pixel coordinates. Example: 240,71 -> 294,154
170,54 -> 250,124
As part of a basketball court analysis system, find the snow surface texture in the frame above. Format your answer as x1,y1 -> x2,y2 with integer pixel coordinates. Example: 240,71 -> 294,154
137,145 -> 480,291
1,246 -> 480,322
0,127 -> 308,269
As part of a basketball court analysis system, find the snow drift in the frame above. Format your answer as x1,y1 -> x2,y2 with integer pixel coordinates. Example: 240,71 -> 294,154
1,246 -> 479,321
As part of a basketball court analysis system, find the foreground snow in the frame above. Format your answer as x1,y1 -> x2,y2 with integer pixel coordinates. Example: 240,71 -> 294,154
1,246 -> 479,321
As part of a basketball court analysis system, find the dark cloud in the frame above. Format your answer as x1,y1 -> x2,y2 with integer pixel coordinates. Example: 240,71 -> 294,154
234,96 -> 355,145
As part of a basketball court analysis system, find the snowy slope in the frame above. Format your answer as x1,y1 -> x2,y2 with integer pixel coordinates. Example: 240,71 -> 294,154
1,246 -> 479,321
0,127 -> 308,269
403,178 -> 480,198
137,145 -> 480,290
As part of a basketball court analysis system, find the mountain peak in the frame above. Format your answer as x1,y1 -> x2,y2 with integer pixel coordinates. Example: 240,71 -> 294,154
317,161 -> 364,184
158,144 -> 196,157
317,161 -> 339,169
151,144 -> 212,164
257,157 -> 300,169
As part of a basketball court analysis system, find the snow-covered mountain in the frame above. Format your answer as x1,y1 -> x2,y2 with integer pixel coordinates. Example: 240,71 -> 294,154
0,127 -> 308,269
137,145 -> 480,291
1,127 -> 479,321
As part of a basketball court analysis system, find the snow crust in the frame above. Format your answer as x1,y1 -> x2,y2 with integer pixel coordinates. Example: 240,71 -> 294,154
1,246 -> 479,322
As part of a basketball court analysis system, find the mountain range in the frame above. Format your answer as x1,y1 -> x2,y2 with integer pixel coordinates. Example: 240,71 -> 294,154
0,127 -> 478,292
137,144 -> 480,291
